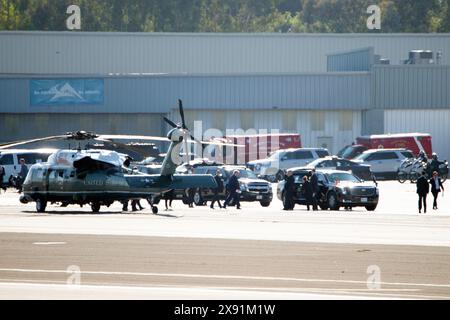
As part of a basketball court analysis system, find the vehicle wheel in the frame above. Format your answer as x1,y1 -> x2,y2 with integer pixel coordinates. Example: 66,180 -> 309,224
397,172 -> 407,184
276,171 -> 285,182
152,206 -> 158,214
91,202 -> 101,213
260,201 -> 271,207
193,190 -> 205,206
410,173 -> 418,183
440,174 -> 447,183
327,192 -> 340,211
365,204 -> 377,211
36,198 -> 47,213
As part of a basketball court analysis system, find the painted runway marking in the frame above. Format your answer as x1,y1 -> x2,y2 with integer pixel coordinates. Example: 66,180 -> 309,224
1,268 -> 450,289
2,281 -> 450,299
32,242 -> 67,245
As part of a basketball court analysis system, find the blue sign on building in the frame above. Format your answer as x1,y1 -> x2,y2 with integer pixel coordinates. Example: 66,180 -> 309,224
30,79 -> 104,106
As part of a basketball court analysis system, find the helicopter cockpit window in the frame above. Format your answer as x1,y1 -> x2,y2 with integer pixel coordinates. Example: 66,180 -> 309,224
26,168 -> 43,184
63,170 -> 72,179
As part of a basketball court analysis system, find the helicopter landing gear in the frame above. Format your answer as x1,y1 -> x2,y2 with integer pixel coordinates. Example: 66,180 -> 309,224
36,198 -> 47,213
147,197 -> 159,215
91,202 -> 101,213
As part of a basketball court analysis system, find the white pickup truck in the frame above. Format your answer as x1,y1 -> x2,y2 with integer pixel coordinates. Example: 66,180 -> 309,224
247,148 -> 330,181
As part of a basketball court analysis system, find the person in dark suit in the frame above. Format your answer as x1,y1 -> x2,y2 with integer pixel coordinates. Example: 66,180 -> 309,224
416,171 -> 430,214
224,170 -> 241,209
301,175 -> 314,211
309,169 -> 319,211
210,170 -> 224,209
429,171 -> 444,210
0,165 -> 5,192
283,170 -> 295,211
164,189 -> 175,211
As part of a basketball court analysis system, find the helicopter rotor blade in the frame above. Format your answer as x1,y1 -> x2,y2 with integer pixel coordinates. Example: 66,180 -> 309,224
178,99 -> 187,130
98,134 -> 170,142
0,135 -> 70,150
163,117 -> 178,129
185,137 -> 244,147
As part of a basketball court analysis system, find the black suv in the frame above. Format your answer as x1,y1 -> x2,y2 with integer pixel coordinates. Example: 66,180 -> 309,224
177,165 -> 273,207
277,169 -> 379,211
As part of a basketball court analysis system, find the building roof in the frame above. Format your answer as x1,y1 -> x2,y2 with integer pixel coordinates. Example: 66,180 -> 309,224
1,31 -> 449,74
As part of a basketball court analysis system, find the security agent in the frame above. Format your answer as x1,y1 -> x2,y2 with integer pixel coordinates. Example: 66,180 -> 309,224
210,170 -> 224,209
416,170 -> 429,214
283,170 -> 295,211
18,158 -> 29,193
224,170 -> 241,210
309,169 -> 319,211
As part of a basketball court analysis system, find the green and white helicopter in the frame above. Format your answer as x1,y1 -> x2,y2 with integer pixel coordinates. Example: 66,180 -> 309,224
0,100 -> 239,214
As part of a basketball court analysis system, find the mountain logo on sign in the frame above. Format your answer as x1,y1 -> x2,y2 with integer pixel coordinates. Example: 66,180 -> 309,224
49,83 -> 85,102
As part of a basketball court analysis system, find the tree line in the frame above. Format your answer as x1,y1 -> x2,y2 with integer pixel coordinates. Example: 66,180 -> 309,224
1,0 -> 449,32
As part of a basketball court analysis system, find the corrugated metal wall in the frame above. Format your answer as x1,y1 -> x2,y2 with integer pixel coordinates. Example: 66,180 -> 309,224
0,73 -> 370,113
1,32 -> 450,74
169,109 -> 362,154
373,65 -> 450,109
384,110 -> 450,162
327,47 -> 374,72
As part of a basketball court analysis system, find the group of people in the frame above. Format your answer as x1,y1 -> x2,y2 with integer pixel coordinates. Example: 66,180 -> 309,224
283,169 -> 319,211
416,170 -> 445,213
156,169 -> 242,211
0,159 -> 28,193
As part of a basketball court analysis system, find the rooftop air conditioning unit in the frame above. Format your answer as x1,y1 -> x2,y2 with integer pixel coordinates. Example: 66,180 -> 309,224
407,50 -> 434,64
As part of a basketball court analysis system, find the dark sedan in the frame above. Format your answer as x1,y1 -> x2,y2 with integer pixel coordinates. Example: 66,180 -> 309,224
277,169 -> 379,211
291,156 -> 373,181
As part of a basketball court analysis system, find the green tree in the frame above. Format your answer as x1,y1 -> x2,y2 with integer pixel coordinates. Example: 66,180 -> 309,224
0,0 -> 21,30
0,0 -> 449,33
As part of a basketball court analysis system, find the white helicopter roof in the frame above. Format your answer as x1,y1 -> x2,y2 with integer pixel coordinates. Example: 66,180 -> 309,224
47,149 -> 125,167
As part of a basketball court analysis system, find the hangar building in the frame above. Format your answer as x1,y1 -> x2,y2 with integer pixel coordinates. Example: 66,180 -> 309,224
0,32 -> 449,159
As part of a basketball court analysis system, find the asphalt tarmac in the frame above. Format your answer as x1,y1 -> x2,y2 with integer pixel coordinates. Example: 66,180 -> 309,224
0,181 -> 450,299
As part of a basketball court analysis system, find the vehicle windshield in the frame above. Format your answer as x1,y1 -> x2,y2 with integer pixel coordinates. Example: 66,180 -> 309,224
354,153 -> 370,161
306,158 -> 324,167
293,171 -> 310,183
327,172 -> 361,183
339,146 -> 357,159
226,169 -> 258,179
268,150 -> 284,160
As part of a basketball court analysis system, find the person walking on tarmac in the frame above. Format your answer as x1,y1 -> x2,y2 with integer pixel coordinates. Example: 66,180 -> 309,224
164,189 -> 175,211
18,158 -> 29,193
416,170 -> 429,214
429,171 -> 444,210
310,169 -> 319,211
283,170 -> 295,211
210,170 -> 224,209
224,170 -> 241,210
